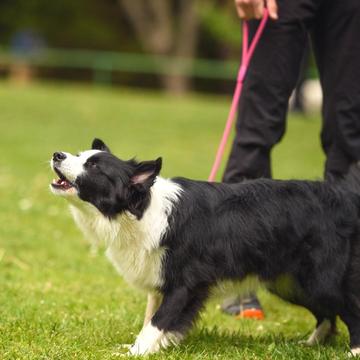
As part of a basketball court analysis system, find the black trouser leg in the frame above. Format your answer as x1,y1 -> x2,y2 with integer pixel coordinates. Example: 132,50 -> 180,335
221,0 -> 321,310
223,0 -> 321,182
312,0 -> 360,176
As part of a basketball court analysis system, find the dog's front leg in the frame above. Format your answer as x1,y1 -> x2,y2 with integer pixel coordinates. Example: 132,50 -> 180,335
129,286 -> 207,356
143,292 -> 162,327
117,293 -> 163,355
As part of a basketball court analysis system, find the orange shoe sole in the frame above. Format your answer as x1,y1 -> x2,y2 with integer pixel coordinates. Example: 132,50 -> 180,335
235,308 -> 265,320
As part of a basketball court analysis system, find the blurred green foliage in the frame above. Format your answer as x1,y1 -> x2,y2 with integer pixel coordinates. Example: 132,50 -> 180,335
199,1 -> 241,49
0,0 -> 241,57
0,0 -> 136,51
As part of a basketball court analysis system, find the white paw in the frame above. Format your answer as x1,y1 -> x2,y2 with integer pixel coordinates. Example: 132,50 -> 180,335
349,348 -> 360,357
128,341 -> 160,356
126,323 -> 183,356
127,323 -> 164,356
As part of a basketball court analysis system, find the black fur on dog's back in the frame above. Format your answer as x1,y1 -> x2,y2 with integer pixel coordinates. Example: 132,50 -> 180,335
154,174 -> 360,341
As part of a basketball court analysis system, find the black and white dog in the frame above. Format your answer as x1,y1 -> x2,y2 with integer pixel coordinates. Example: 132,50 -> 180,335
50,139 -> 360,356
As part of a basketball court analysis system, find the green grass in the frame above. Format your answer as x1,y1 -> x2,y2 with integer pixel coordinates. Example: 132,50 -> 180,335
0,81 -> 350,359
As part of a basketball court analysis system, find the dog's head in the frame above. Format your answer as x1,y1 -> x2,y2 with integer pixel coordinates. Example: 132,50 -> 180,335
50,138 -> 162,219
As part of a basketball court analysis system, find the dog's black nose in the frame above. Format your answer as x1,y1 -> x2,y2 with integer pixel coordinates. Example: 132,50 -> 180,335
53,152 -> 66,162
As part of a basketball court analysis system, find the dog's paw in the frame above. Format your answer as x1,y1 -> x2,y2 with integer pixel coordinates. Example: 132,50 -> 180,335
349,348 -> 360,357
125,331 -> 182,356
127,341 -> 160,356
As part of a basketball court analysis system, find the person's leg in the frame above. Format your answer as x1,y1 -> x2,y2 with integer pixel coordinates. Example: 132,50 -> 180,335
222,0 -> 322,318
312,0 -> 360,177
223,0 -> 322,182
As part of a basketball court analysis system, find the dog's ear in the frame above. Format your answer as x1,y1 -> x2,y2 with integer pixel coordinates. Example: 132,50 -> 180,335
127,158 -> 162,219
130,157 -> 162,189
92,138 -> 111,153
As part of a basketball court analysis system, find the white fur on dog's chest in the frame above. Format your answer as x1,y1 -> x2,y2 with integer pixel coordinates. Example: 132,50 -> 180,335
70,177 -> 182,292
106,242 -> 165,291
71,203 -> 166,291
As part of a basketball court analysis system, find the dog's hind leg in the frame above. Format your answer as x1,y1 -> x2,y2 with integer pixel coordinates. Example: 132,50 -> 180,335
341,241 -> 360,356
340,308 -> 360,356
305,316 -> 336,346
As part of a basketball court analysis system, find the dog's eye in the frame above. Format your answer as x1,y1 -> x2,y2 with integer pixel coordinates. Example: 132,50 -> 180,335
86,161 -> 97,169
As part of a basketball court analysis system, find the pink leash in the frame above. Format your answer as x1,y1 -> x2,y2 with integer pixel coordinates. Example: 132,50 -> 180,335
208,10 -> 269,182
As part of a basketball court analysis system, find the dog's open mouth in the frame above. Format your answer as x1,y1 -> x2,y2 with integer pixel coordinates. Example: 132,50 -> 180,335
51,167 -> 74,191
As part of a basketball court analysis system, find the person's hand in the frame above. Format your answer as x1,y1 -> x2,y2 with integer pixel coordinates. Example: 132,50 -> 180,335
234,0 -> 278,20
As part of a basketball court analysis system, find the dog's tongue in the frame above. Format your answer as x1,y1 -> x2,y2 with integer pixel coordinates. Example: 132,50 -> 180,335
53,178 -> 71,188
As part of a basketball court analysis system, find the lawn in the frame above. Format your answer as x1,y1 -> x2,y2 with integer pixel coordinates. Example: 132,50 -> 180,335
0,81 -> 350,359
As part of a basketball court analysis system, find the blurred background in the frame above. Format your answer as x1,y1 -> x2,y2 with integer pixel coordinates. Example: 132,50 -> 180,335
0,0 -> 321,110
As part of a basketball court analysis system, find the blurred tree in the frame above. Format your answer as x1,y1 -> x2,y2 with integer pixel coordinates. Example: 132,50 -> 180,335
118,0 -> 199,94
198,0 -> 241,72
199,0 -> 241,50
118,0 -> 241,93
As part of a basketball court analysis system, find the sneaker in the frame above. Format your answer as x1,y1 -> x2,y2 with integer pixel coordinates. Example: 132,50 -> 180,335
221,295 -> 264,320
